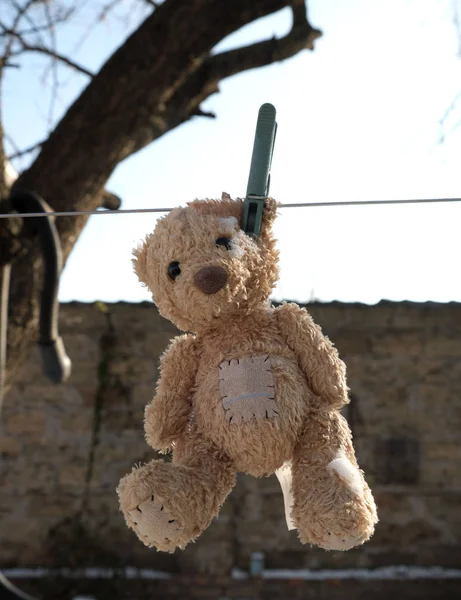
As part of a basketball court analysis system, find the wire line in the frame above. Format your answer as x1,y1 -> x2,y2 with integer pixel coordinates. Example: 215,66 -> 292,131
0,197 -> 460,219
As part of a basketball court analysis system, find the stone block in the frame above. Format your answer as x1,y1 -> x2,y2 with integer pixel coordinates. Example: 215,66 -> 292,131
26,492 -> 82,518
332,332 -> 372,356
2,458 -> 58,494
58,461 -> 88,489
0,436 -> 22,457
374,436 -> 420,485
4,411 -> 46,436
371,330 -> 424,357
60,412 -> 94,434
66,361 -> 99,386
110,357 -> 156,383
62,333 -> 100,362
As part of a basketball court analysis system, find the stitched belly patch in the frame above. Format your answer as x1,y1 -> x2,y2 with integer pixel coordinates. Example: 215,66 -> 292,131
218,355 -> 278,424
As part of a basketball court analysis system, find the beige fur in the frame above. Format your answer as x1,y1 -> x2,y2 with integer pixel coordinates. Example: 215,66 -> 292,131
118,193 -> 377,553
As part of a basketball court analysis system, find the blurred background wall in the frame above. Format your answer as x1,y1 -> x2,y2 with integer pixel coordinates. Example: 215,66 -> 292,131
1,301 -> 460,582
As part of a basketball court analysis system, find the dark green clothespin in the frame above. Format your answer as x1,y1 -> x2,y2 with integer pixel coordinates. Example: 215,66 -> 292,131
242,103 -> 277,238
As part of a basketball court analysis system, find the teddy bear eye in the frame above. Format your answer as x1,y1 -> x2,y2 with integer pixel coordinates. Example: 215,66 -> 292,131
168,261 -> 181,281
216,237 -> 231,250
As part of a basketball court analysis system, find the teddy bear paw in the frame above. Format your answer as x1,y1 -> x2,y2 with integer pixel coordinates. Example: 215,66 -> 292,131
314,526 -> 370,551
298,508 -> 376,552
127,494 -> 183,553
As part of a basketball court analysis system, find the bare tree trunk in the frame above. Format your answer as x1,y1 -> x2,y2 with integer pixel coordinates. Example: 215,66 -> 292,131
2,0 -> 320,380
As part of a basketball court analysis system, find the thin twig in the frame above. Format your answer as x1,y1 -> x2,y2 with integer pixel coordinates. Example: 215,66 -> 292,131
100,0 -> 128,20
42,0 -> 59,129
7,139 -> 44,160
38,3 -> 85,84
10,0 -> 59,48
1,4 -> 93,78
1,11 -> 75,38
0,59 -> 20,68
440,90 -> 461,126
192,108 -> 216,118
2,0 -> 37,60
8,36 -> 94,77
3,133 -> 21,157
64,0 -> 126,71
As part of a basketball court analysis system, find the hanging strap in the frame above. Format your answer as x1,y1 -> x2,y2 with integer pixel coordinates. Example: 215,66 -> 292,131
0,190 -> 72,412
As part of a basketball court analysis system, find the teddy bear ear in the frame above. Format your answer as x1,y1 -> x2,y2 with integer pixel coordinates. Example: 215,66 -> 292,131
132,238 -> 149,285
260,197 -> 279,237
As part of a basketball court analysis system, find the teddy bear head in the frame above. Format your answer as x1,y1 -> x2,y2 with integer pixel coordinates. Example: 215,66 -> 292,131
133,193 -> 280,332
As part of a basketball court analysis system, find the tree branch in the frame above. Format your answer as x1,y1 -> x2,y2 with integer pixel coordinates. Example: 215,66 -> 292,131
208,2 -> 321,80
123,0 -> 322,156
208,29 -> 319,78
5,0 -> 319,382
4,27 -> 94,77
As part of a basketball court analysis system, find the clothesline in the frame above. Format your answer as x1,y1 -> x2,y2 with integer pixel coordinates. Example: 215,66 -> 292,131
0,197 -> 460,219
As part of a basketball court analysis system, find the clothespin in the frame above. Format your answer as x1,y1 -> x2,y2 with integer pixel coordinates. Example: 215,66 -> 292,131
242,103 -> 277,238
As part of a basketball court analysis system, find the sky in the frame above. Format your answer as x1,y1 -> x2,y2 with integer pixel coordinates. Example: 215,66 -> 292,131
3,0 -> 461,304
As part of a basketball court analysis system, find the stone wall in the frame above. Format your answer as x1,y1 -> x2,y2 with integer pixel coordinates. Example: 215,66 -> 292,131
1,301 -> 461,577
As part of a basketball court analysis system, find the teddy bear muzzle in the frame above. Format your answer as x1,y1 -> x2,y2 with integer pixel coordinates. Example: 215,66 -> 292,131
194,266 -> 228,294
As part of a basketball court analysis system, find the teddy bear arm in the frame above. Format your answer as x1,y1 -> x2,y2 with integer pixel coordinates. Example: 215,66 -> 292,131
274,303 -> 349,409
144,334 -> 198,451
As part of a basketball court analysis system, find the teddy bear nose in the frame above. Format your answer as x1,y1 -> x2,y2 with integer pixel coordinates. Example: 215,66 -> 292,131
194,266 -> 228,295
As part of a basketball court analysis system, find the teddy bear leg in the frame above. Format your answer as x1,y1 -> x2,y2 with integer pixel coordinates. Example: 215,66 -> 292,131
117,429 -> 236,552
290,409 -> 378,551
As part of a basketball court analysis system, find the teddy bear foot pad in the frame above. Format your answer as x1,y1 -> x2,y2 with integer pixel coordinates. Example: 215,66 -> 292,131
118,457 -> 236,553
128,494 -> 182,553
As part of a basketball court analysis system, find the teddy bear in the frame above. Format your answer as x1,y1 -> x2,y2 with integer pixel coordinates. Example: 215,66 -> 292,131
117,193 -> 378,553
